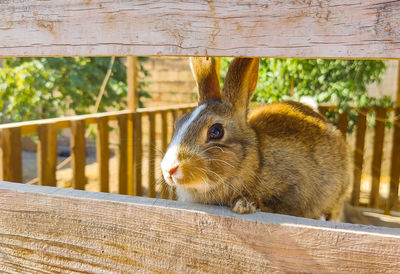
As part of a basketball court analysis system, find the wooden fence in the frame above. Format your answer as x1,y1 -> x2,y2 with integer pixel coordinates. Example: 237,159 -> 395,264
1,103 -> 400,214
2,0 -> 400,272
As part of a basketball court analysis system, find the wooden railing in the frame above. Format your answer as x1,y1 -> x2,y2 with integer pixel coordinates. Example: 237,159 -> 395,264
1,103 -> 400,214
318,105 -> 400,214
0,103 -> 196,198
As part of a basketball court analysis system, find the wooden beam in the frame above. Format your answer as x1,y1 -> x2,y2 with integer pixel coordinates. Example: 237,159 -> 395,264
352,109 -> 367,206
37,123 -> 57,186
0,127 -> 22,183
96,116 -> 109,193
70,119 -> 86,190
127,56 -> 139,111
1,1 -> 400,58
0,182 -> 400,272
117,113 -> 128,195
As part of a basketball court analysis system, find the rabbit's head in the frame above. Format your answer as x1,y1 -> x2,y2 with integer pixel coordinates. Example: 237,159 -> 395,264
161,57 -> 260,195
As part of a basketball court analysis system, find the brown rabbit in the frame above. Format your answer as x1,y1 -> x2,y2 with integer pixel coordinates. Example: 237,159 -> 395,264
161,57 -> 350,221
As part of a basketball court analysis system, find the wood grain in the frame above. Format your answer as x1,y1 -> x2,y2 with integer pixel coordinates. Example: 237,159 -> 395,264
96,116 -> 109,193
0,127 -> 22,183
117,113 -> 128,195
160,110 -> 169,199
1,1 -> 400,58
0,182 -> 400,273
70,119 -> 86,190
370,108 -> 387,208
37,123 -> 57,186
352,109 -> 367,206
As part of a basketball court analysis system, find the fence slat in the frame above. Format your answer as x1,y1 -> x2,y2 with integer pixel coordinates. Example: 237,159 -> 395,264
127,113 -> 134,195
337,110 -> 348,140
160,110 -> 169,199
0,127 -> 22,183
352,109 -> 367,206
387,107 -> 400,213
96,117 -> 109,193
370,108 -> 387,208
117,114 -> 128,195
37,123 -> 57,186
133,112 -> 143,196
70,119 -> 86,190
148,112 -> 156,198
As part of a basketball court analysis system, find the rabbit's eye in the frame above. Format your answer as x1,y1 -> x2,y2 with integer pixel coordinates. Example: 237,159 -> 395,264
208,123 -> 224,141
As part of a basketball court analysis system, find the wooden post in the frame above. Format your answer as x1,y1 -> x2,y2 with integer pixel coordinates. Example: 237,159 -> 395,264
133,112 -> 143,196
148,112 -> 156,198
160,110 -> 169,199
127,56 -> 139,111
337,110 -> 348,140
0,127 -> 22,183
117,113 -> 128,195
127,56 -> 139,196
352,109 -> 367,206
370,108 -> 386,208
386,61 -> 400,213
70,119 -> 86,190
96,116 -> 109,193
37,123 -> 57,186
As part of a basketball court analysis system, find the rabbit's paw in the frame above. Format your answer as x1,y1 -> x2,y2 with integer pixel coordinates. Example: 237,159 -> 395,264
231,197 -> 259,214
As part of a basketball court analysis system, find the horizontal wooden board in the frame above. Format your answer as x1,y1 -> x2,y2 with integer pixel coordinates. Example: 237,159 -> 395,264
1,1 -> 400,58
0,182 -> 400,272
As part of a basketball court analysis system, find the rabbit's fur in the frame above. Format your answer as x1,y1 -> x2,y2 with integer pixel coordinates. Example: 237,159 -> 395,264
161,57 -> 350,221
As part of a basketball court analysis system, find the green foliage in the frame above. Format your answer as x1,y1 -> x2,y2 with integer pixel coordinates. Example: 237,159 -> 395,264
221,58 -> 392,131
0,57 -> 150,123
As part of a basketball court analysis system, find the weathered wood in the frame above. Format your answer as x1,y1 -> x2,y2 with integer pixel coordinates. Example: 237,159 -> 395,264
127,56 -> 139,111
37,123 -> 57,186
96,116 -> 109,193
0,127 -> 22,183
1,1 -> 400,59
70,119 -> 86,190
148,112 -> 156,198
0,182 -> 400,273
387,108 -> 400,213
337,110 -> 348,140
117,113 -> 128,195
160,110 -> 169,199
133,112 -> 143,196
370,108 -> 386,208
352,109 -> 367,207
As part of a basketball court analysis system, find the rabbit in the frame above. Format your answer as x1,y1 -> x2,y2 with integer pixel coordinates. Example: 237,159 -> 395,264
160,57 -> 350,221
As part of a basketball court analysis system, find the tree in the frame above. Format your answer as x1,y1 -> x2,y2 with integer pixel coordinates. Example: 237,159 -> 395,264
221,58 -> 392,131
0,57 -> 150,123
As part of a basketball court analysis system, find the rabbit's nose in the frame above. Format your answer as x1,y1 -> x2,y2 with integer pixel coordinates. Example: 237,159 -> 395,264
168,165 -> 179,176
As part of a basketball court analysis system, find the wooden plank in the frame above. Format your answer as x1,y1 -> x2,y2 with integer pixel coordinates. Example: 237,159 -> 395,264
160,110 -> 169,199
337,110 -> 348,140
126,113 -> 134,196
147,112 -> 156,198
96,116 -> 109,193
37,123 -> 57,187
127,56 -> 139,111
133,112 -> 143,196
0,127 -> 22,183
1,182 -> 400,273
70,119 -> 86,190
117,114 -> 128,195
387,107 -> 400,213
370,108 -> 387,208
352,109 -> 367,207
1,1 -> 400,58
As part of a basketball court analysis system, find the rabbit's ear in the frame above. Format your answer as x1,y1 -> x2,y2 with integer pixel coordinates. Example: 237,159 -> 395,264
190,57 -> 221,104
222,58 -> 259,115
